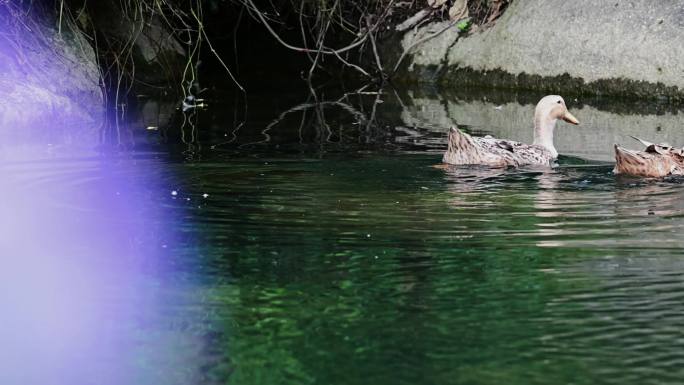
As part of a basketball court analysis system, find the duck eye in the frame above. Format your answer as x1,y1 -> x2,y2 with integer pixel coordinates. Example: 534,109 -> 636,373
557,100 -> 562,104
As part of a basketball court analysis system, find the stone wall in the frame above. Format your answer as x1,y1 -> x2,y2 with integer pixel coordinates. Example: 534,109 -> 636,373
398,0 -> 684,99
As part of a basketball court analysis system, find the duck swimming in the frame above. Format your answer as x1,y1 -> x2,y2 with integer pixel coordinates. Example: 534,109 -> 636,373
614,137 -> 684,177
442,95 -> 580,167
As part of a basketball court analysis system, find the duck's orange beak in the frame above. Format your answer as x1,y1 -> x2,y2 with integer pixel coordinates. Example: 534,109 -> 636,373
562,111 -> 579,125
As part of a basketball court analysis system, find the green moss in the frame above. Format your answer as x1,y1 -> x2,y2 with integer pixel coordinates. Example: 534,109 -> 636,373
437,66 -> 684,103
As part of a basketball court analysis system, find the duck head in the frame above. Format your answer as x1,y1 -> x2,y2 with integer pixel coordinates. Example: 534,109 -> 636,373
533,95 -> 579,158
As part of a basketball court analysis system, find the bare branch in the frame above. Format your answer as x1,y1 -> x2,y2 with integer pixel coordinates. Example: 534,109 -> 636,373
396,8 -> 432,31
392,17 -> 468,74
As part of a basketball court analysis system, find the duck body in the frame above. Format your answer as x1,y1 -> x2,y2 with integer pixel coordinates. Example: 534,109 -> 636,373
442,128 -> 556,167
442,95 -> 579,167
614,138 -> 684,177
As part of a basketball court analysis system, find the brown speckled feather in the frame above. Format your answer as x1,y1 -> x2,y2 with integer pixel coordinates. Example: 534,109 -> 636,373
614,139 -> 684,177
442,127 -> 555,167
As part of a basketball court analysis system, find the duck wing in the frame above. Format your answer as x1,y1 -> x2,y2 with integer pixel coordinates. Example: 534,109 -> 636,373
443,127 -> 514,167
443,126 -> 555,167
495,140 -> 515,152
477,137 -> 555,167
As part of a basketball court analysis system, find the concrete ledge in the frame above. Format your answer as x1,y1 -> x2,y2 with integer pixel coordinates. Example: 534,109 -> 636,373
397,0 -> 684,100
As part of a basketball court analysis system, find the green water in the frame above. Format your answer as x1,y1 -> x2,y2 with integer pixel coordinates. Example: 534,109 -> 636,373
166,158 -> 684,385
5,86 -> 684,384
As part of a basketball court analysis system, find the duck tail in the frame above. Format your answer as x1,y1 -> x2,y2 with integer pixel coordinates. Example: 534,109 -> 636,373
614,144 -> 647,175
443,126 -> 483,165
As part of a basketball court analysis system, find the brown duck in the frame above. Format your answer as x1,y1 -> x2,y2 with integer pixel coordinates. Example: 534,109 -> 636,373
443,95 -> 580,167
614,137 -> 684,177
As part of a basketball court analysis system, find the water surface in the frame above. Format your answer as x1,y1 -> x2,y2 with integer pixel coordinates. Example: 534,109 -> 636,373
4,85 -> 684,384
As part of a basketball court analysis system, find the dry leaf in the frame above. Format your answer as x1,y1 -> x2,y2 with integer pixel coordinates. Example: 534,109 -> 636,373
449,0 -> 469,21
487,0 -> 506,23
427,0 -> 447,9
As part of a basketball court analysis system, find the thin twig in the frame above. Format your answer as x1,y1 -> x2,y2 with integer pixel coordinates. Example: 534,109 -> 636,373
243,0 -> 369,55
190,7 -> 244,92
392,17 -> 468,74
396,8 -> 432,31
366,16 -> 384,77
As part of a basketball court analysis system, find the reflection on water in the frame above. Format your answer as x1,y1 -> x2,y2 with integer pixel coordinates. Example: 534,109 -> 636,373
400,88 -> 684,161
4,85 -> 684,384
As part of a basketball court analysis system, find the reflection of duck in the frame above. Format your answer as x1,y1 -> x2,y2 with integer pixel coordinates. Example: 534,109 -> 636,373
614,137 -> 684,177
614,179 -> 683,217
442,95 -> 579,167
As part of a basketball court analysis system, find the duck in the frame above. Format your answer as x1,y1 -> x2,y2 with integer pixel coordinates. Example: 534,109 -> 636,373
442,95 -> 580,167
614,137 -> 684,177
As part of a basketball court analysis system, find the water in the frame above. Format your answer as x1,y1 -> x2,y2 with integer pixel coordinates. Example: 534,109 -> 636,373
4,85 -> 684,384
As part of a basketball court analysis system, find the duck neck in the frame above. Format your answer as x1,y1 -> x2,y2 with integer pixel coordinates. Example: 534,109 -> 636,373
533,115 -> 558,158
